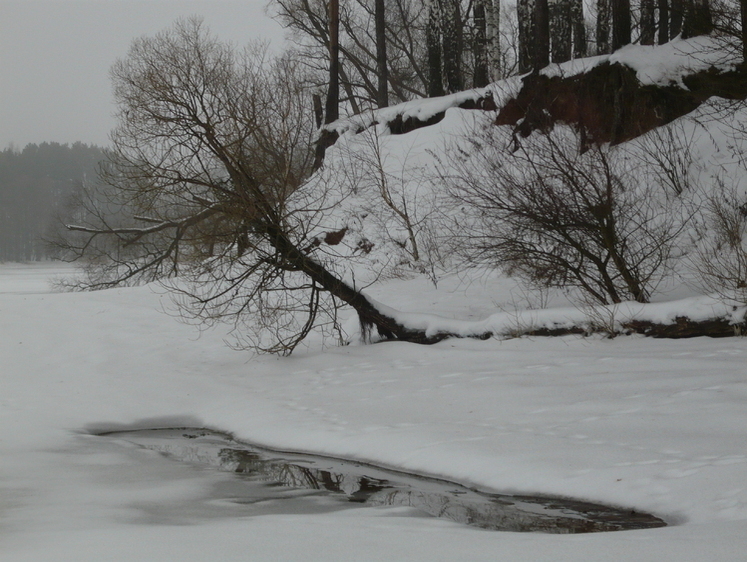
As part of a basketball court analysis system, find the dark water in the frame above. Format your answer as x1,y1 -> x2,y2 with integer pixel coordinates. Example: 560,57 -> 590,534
96,427 -> 667,534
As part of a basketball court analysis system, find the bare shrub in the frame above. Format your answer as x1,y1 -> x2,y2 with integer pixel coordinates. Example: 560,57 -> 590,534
332,121 -> 446,285
681,103 -> 747,305
634,119 -> 702,197
692,179 -> 747,303
444,125 -> 691,305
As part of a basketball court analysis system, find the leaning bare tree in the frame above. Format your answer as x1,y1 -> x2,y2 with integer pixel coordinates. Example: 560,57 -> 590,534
56,18 -> 462,353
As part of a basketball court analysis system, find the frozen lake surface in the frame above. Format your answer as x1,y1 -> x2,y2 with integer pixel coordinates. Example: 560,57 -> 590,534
1,263 -> 746,561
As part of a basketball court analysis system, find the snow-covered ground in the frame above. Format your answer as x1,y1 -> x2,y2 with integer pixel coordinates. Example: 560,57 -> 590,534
1,262 -> 746,561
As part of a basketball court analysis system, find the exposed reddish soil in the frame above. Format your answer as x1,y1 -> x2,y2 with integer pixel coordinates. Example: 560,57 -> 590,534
496,63 -> 747,148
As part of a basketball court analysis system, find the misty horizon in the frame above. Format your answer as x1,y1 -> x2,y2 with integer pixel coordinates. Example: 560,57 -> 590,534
0,0 -> 285,149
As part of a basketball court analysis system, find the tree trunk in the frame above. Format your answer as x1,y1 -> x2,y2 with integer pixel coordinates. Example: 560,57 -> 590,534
742,0 -> 747,62
473,0 -> 490,86
443,0 -> 463,92
427,0 -> 445,97
518,0 -> 536,72
611,0 -> 631,50
671,0 -> 683,36
621,316 -> 746,338
681,0 -> 713,38
375,0 -> 389,108
550,0 -> 572,63
571,0 -> 586,58
658,0 -> 670,44
486,0 -> 501,79
597,0 -> 611,53
325,0 -> 340,124
535,0 -> 551,70
269,225 -> 470,344
641,0 -> 655,44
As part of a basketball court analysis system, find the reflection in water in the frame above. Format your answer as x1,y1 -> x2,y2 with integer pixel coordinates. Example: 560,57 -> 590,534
99,428 -> 666,534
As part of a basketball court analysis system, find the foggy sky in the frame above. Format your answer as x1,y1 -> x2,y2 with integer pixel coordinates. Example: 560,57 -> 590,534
0,0 -> 286,149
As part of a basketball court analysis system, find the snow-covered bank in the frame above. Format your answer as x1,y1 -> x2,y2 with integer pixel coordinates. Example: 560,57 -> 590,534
325,35 -> 741,140
1,264 -> 746,560
366,291 -> 746,340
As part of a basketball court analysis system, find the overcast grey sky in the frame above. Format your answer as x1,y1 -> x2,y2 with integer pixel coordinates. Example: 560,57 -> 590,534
0,0 -> 286,149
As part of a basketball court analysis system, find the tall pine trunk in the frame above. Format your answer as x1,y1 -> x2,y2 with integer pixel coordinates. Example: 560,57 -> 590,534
571,0 -> 586,58
671,0 -> 684,36
681,0 -> 713,38
535,0 -> 550,70
443,0 -> 463,92
658,0 -> 670,44
427,0 -> 445,96
550,0 -> 572,63
611,0 -> 631,50
375,0 -> 388,107
641,0 -> 655,44
474,0 -> 490,86
486,0 -> 501,80
518,0 -> 536,72
597,0 -> 611,53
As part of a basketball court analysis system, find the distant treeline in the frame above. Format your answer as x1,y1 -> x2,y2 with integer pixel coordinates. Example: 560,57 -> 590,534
0,142 -> 105,262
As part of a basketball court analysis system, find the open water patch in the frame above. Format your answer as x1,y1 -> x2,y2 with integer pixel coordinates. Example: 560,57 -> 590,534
95,427 -> 666,534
